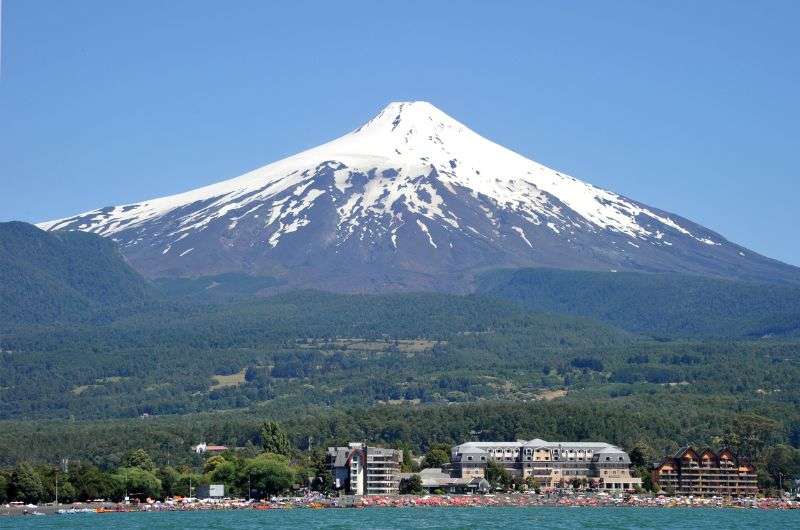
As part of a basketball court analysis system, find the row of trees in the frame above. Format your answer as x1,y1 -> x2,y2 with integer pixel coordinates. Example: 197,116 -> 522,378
4,398 -> 799,479
0,422 -> 333,505
0,453 -> 306,505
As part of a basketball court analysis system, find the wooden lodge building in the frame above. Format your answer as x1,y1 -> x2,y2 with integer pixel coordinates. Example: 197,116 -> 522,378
651,447 -> 758,497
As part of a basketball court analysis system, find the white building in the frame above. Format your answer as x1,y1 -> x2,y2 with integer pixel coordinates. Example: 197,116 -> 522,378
326,443 -> 403,495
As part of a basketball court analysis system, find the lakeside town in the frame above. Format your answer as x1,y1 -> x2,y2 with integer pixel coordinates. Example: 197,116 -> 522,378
3,426 -> 799,518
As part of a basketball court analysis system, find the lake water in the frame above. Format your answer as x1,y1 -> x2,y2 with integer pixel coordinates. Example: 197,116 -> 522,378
2,507 -> 799,529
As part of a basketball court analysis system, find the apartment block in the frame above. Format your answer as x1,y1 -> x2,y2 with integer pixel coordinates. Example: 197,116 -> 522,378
651,447 -> 757,497
326,443 -> 403,495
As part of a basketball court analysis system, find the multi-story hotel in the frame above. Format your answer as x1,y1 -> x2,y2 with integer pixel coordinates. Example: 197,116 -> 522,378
450,438 -> 641,490
651,447 -> 757,497
326,443 -> 403,495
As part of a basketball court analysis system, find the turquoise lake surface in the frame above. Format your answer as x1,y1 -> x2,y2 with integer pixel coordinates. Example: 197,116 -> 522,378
2,507 -> 799,529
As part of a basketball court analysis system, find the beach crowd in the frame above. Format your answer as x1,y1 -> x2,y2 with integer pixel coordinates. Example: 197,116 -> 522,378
4,490 -> 799,517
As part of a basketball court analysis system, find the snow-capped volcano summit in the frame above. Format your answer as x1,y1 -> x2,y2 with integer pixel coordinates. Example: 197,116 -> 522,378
38,101 -> 800,290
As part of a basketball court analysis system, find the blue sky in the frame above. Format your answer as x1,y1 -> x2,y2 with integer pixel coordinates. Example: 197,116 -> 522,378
1,0 -> 798,265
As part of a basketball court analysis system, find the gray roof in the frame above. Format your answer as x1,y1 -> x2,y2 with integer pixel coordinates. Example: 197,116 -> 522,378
418,468 -> 452,479
403,468 -> 471,487
400,470 -> 491,491
452,445 -> 488,455
456,441 -> 521,448
592,447 -> 631,464
549,442 -> 615,449
367,446 -> 400,456
453,439 -> 619,452
327,447 -> 352,467
521,438 -> 549,447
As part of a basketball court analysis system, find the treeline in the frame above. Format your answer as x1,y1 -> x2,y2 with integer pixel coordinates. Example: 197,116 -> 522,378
0,422 -> 330,504
2,398 -> 799,472
3,414 -> 799,502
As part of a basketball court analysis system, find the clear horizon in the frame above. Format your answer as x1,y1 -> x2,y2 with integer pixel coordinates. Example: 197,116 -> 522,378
1,1 -> 798,266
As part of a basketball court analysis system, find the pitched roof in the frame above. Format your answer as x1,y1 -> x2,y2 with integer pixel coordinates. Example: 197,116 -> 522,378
454,439 -> 619,452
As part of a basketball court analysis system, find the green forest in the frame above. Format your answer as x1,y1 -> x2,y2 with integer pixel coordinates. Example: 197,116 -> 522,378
2,223 -> 800,497
0,422 -> 331,504
477,267 -> 800,338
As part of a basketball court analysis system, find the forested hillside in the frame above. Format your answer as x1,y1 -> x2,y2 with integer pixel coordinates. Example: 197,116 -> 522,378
2,224 -> 800,475
2,288 -> 800,451
0,291 -> 628,419
477,268 -> 800,338
0,222 -> 151,324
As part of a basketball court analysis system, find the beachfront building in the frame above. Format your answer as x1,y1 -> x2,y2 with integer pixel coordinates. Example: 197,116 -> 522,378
651,447 -> 758,497
450,439 -> 641,490
400,468 -> 491,494
365,446 -> 404,495
326,443 -> 403,495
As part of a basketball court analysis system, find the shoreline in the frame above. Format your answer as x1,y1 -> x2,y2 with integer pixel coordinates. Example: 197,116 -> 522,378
3,493 -> 799,517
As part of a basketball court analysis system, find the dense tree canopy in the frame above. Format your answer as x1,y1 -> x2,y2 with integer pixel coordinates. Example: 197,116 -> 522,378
242,453 -> 295,498
10,463 -> 45,504
423,448 -> 450,469
112,467 -> 160,501
260,421 -> 293,457
400,474 -> 424,495
122,449 -> 156,472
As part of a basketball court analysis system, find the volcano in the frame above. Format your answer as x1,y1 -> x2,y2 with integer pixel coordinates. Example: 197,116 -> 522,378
38,101 -> 800,291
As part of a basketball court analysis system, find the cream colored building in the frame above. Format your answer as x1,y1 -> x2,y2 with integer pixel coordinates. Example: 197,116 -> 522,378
451,439 -> 641,490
